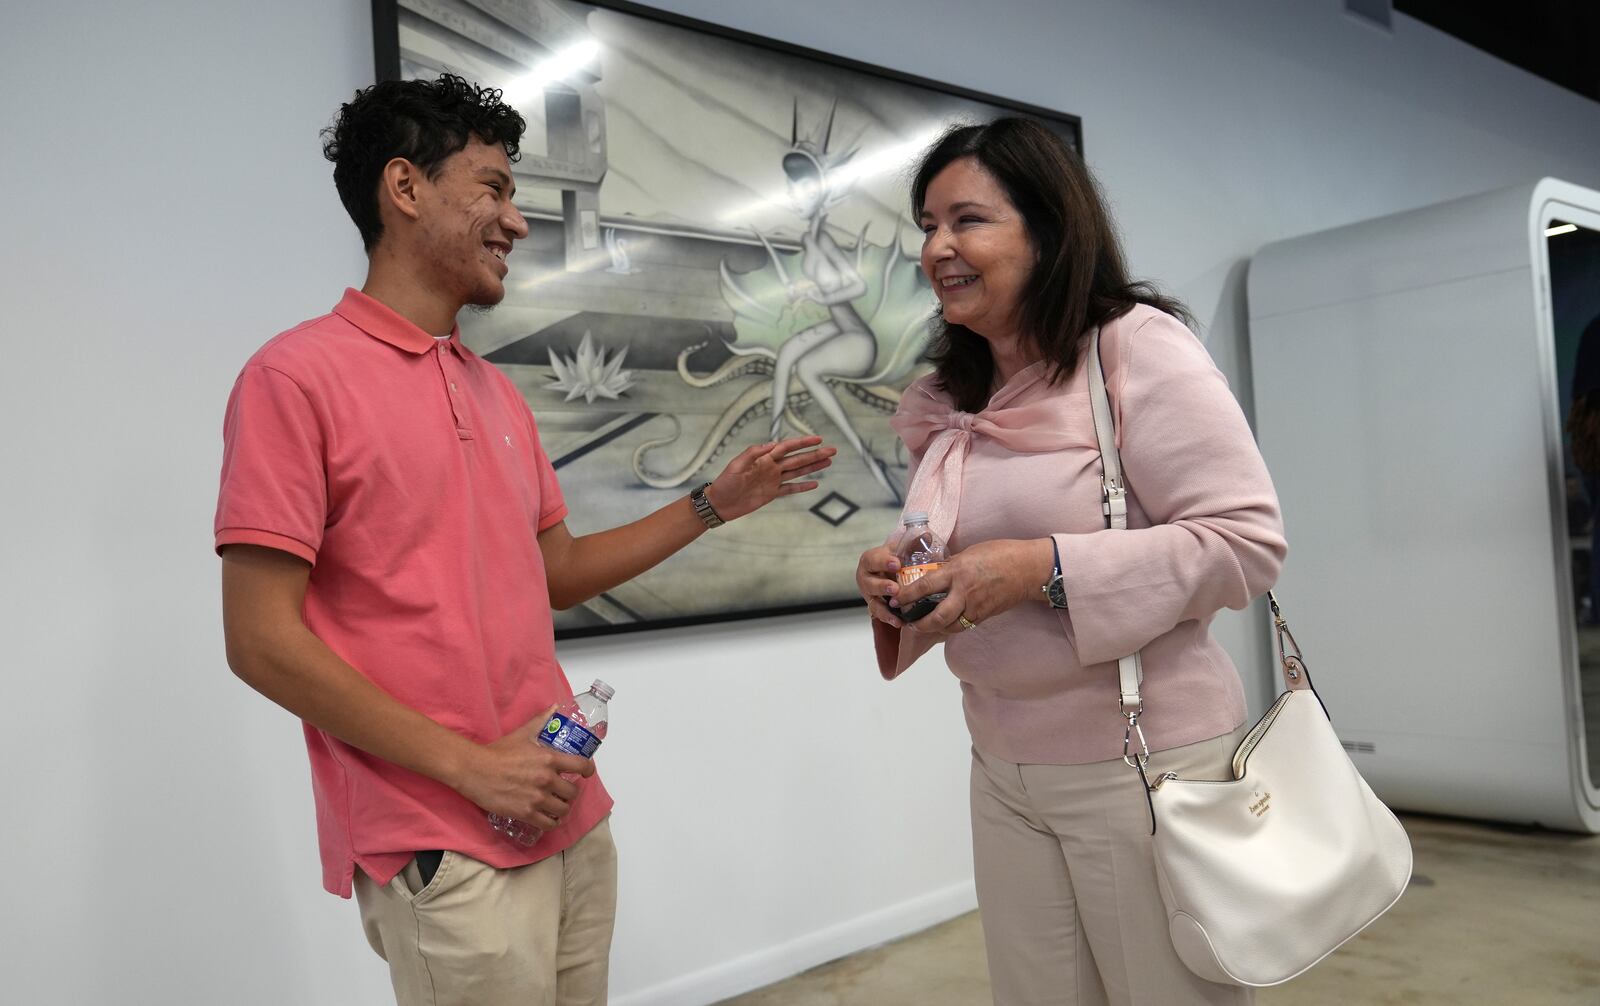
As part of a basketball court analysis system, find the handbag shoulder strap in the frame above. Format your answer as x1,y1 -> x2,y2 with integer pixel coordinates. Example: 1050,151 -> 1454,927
1087,327 -> 1127,529
1086,328 -> 1145,720
1087,327 -> 1313,728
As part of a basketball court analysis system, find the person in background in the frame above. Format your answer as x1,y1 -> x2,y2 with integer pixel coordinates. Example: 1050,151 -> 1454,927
216,74 -> 833,1006
855,117 -> 1285,1005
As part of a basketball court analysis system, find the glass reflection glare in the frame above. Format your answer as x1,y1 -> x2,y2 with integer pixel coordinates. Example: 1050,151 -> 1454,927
500,39 -> 601,105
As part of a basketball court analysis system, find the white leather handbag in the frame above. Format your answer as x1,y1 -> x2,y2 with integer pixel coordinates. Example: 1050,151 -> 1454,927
1085,327 -> 1413,988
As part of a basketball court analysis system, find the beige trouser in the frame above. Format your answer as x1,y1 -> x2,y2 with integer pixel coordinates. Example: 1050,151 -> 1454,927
971,729 -> 1254,1006
354,818 -> 618,1006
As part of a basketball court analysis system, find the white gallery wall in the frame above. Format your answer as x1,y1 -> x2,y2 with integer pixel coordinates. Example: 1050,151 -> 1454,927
5,1 -> 1600,1003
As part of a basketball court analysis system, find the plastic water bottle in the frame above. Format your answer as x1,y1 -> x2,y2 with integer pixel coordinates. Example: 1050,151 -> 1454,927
488,679 -> 614,846
895,512 -> 948,622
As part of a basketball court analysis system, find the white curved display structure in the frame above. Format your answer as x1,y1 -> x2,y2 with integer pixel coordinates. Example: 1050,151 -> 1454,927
1248,178 -> 1600,833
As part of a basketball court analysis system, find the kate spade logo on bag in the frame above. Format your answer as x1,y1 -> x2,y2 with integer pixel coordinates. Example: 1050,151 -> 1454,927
1249,791 -> 1272,817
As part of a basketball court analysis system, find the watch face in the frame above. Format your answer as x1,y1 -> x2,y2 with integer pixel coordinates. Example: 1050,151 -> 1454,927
1046,577 -> 1068,608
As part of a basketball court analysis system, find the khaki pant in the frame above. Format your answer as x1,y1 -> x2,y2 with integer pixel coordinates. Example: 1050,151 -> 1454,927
354,818 -> 618,1006
971,730 -> 1253,1006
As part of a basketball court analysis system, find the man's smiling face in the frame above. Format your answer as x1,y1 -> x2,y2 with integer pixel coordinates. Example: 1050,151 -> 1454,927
413,135 -> 529,308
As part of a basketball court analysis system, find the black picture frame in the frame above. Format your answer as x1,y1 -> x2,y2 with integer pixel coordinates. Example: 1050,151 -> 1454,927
370,0 -> 1082,638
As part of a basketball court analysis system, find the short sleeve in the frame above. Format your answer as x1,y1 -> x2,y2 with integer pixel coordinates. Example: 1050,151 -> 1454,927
523,403 -> 567,532
214,364 -> 329,564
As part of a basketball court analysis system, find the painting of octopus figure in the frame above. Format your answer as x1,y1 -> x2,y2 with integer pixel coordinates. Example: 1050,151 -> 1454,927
375,0 -> 1081,636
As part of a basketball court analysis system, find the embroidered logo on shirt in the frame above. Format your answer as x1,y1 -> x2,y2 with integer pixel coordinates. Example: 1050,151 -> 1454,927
504,434 -> 514,448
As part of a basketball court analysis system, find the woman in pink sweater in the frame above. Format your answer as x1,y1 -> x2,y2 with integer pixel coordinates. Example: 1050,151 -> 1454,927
856,118 -> 1285,1004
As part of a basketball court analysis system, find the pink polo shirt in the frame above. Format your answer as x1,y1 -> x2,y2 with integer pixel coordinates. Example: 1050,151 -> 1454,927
215,288 -> 612,897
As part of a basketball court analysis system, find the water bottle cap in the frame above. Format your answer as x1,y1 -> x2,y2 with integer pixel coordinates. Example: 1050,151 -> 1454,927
902,511 -> 930,525
589,679 -> 615,702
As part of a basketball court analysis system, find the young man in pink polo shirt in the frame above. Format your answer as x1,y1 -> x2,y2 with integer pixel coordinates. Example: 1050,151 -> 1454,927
215,74 -> 834,1006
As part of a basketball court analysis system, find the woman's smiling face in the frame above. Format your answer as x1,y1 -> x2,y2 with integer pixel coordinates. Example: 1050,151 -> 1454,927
918,156 -> 1036,341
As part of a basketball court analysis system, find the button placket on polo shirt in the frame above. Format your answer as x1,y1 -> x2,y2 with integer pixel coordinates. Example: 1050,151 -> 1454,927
435,342 -> 474,440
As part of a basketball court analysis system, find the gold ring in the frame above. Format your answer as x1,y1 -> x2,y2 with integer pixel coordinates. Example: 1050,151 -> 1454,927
958,614 -> 977,630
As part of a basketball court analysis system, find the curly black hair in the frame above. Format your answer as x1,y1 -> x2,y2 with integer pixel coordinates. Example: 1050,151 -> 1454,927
321,73 -> 526,252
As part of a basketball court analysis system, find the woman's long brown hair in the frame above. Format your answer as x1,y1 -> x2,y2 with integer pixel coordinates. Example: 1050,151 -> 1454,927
911,117 -> 1192,412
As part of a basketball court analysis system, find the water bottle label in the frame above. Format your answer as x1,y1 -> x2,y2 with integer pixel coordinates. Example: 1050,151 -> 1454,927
898,561 -> 943,586
538,711 -> 602,758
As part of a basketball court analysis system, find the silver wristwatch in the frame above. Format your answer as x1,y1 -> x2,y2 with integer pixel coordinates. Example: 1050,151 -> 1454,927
690,481 -> 725,529
1042,537 -> 1068,608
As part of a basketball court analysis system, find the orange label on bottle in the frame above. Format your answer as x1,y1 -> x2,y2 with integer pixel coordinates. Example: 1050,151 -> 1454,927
898,562 -> 944,586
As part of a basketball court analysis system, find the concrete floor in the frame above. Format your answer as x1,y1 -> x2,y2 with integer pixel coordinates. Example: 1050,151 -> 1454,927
716,814 -> 1600,1005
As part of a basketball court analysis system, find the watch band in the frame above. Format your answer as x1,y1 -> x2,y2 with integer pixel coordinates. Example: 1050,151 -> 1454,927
690,481 -> 725,529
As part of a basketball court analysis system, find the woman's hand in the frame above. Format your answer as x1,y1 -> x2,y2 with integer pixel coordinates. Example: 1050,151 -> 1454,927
897,538 -> 1055,636
704,436 -> 837,521
856,544 -> 904,628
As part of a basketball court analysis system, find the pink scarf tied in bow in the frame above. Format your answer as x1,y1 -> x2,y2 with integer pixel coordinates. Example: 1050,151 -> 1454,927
890,362 -> 1095,545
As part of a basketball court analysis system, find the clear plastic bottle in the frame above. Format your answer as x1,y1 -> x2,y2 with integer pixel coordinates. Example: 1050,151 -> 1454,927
894,512 -> 948,622
488,679 -> 614,846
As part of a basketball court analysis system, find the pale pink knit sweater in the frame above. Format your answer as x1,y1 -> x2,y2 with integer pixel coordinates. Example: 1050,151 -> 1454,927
873,305 -> 1287,764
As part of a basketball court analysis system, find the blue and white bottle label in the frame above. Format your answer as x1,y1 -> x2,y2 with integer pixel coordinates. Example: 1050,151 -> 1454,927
538,712 -> 602,758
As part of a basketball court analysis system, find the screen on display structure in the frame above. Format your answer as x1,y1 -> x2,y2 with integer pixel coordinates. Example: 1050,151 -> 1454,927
1548,217 -> 1600,791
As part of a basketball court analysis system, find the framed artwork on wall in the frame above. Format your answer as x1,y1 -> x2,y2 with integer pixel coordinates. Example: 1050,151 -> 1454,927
372,0 -> 1082,637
